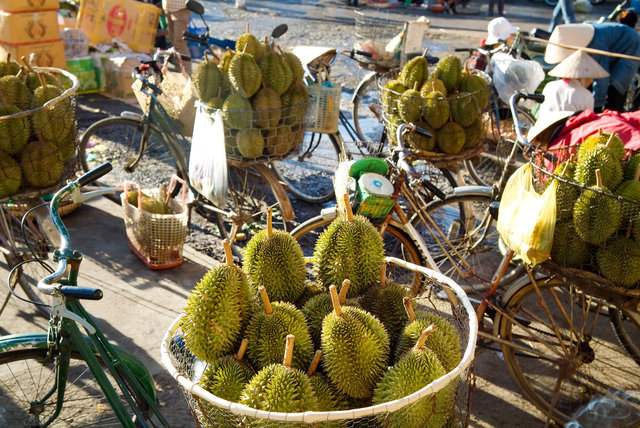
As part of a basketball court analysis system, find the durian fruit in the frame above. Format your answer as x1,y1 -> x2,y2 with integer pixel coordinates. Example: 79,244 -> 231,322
596,236 -> 640,287
321,285 -> 390,399
280,81 -> 310,126
219,47 -> 235,73
235,24 -> 265,63
422,91 -> 449,129
199,339 -> 255,428
394,298 -> 461,371
192,56 -> 225,101
222,92 -> 252,129
450,92 -> 479,127
459,72 -> 489,109
20,138 -> 63,188
550,221 -> 590,269
553,158 -> 580,221
236,128 -> 264,158
264,125 -> 291,156
245,286 -> 314,371
436,121 -> 465,155
126,189 -> 168,214
228,51 -> 262,98
399,50 -> 429,90
574,138 -> 623,189
313,196 -> 385,298
372,327 -> 454,428
615,165 -> 640,223
577,130 -> 625,164
407,122 -> 436,152
295,281 -> 324,309
252,86 -> 281,129
462,115 -> 484,149
397,82 -> 423,123
624,154 -> 640,181
0,150 -> 21,197
0,74 -> 29,110
573,169 -> 622,245
0,54 -> 20,77
307,350 -> 350,418
420,78 -> 447,98
280,50 -> 305,84
239,335 -> 319,415
381,79 -> 406,115
0,103 -> 30,154
182,240 -> 251,363
243,207 -> 306,302
31,74 -> 71,142
260,46 -> 293,96
434,54 -> 463,94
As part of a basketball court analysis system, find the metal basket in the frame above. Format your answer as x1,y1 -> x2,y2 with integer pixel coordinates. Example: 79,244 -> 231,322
353,9 -> 406,70
161,256 -> 477,427
0,67 -> 79,201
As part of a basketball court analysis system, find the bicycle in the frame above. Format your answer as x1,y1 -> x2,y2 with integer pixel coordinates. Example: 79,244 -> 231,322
0,163 -> 170,427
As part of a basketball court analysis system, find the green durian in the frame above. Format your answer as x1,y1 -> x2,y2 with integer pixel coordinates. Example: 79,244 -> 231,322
573,170 -> 622,245
260,47 -> 293,95
407,122 -> 436,151
450,92 -> 479,127
573,144 -> 622,190
419,78 -> 447,98
222,92 -> 252,129
0,75 -> 30,110
624,154 -> 640,181
0,150 -> 21,197
228,52 -> 262,98
422,90 -> 449,129
381,79 -> 406,115
0,104 -> 30,154
615,166 -> 640,223
0,54 -> 20,77
434,54 -> 463,94
20,139 -> 63,188
236,128 -> 264,158
596,237 -> 640,287
307,350 -> 350,413
552,159 -> 580,221
192,58 -> 224,101
235,25 -> 265,63
280,50 -> 305,84
577,130 -> 625,163
436,121 -> 465,155
463,115 -> 485,149
550,221 -> 590,269
219,47 -> 235,73
252,86 -> 281,129
459,72 -> 489,109
399,51 -> 429,90
280,81 -> 310,126
397,83 -> 422,123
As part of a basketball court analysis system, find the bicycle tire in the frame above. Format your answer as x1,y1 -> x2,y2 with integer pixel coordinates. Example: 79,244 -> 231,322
270,132 -> 342,204
495,277 -> 640,425
80,117 -> 183,190
610,306 -> 640,365
0,346 -> 151,427
291,213 -> 427,288
352,71 -> 386,143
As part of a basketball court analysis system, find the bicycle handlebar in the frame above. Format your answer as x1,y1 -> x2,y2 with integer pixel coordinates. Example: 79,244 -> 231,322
509,92 -> 557,163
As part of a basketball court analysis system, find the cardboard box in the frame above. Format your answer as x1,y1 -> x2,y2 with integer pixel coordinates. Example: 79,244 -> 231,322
0,0 -> 58,13
0,10 -> 61,44
0,39 -> 65,69
66,56 -> 99,94
103,53 -> 150,99
76,0 -> 161,54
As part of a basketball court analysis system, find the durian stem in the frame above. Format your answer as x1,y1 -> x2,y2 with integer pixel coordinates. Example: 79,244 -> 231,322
283,334 -> 295,367
595,169 -> 603,189
403,297 -> 416,322
19,56 -> 34,72
5,53 -> 10,63
605,132 -> 615,149
329,285 -> 343,317
413,81 -> 419,91
414,325 -> 436,350
421,48 -> 429,58
267,207 -> 273,237
258,286 -> 273,315
204,52 -> 209,63
634,165 -> 640,182
223,239 -> 234,266
235,338 -> 249,361
245,23 -> 250,34
342,193 -> 354,222
307,350 -> 322,376
379,264 -> 387,288
338,279 -> 350,304
626,222 -> 633,239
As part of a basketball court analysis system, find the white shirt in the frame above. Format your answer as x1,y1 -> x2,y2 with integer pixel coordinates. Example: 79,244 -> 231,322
539,79 -> 594,116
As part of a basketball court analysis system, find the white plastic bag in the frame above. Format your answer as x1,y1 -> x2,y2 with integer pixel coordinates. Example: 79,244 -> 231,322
491,52 -> 545,109
189,103 -> 227,206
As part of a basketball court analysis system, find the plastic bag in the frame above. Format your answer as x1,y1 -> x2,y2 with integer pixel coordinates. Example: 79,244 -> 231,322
497,163 -> 557,266
189,103 -> 227,206
491,52 -> 545,110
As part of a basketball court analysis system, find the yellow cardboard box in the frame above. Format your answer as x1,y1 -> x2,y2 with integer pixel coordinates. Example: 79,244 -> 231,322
103,53 -> 150,99
0,39 -> 66,69
76,0 -> 161,54
0,10 -> 60,44
0,0 -> 58,12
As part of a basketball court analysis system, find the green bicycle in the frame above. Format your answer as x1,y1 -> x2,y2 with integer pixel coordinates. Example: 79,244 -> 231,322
0,163 -> 169,427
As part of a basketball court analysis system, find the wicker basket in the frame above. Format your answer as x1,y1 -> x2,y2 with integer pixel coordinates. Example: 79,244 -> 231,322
304,68 -> 341,134
161,256 -> 477,427
121,176 -> 188,270
353,9 -> 406,71
0,67 -> 79,202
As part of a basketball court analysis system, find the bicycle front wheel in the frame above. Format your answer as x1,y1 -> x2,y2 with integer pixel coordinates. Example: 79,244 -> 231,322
495,277 -> 640,425
270,132 -> 342,204
0,346 -> 151,427
80,117 -> 182,189
352,71 -> 386,143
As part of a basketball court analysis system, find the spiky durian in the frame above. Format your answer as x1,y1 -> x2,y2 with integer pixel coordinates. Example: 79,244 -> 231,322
0,150 -> 21,197
228,51 -> 262,98
434,54 -> 463,94
624,154 -> 640,181
0,104 -> 30,154
222,92 -> 252,129
399,50 -> 429,90
20,138 -> 63,188
0,75 -> 29,109
0,54 -> 20,77
615,165 -> 640,223
553,159 -> 580,221
463,115 -> 485,149
251,86 -> 281,129
235,128 -> 264,159
397,82 -> 423,123
31,76 -> 72,142
280,81 -> 310,126
573,170 -> 622,245
192,57 -> 224,101
596,237 -> 640,287
436,121 -> 465,155
550,221 -> 590,269
459,72 -> 489,109
381,79 -> 406,115
281,50 -> 305,84
422,90 -> 449,129
420,78 -> 447,98
260,47 -> 293,95
407,122 -> 436,152
294,281 -> 325,309
577,130 -> 625,163
235,24 -> 265,63
574,144 -> 623,189
450,92 -> 479,127
219,47 -> 235,73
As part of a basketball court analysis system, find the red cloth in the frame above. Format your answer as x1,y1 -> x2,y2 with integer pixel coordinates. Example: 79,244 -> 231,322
548,109 -> 640,155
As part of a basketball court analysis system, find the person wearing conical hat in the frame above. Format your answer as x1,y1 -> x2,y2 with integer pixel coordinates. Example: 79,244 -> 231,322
538,50 -> 609,117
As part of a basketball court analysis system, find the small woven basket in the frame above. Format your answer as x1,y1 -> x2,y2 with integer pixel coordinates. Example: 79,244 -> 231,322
161,256 -> 477,427
304,69 -> 341,134
353,9 -> 406,71
121,176 -> 188,270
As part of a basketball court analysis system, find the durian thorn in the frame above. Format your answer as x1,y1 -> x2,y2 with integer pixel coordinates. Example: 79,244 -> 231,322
19,56 -> 34,72
338,279 -> 350,304
283,334 -> 295,367
595,169 -> 603,189
634,165 -> 640,182
342,193 -> 354,222
329,285 -> 343,316
379,264 -> 387,288
267,207 -> 273,237
403,297 -> 416,321
414,325 -> 437,350
258,286 -> 273,315
222,239 -> 234,266
235,338 -> 249,361
307,350 -> 322,376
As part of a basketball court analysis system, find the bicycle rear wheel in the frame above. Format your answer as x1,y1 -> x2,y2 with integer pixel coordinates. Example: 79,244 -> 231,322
352,71 -> 386,143
610,306 -> 640,365
495,277 -> 640,425
0,346 -> 150,427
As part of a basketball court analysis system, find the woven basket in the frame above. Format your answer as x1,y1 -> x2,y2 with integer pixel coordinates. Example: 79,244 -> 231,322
121,176 -> 188,270
353,9 -> 406,71
161,256 -> 477,427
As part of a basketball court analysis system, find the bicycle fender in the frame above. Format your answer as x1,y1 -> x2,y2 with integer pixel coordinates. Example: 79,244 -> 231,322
0,333 -> 157,402
352,70 -> 377,104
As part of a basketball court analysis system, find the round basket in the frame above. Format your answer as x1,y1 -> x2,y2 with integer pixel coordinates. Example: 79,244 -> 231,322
529,144 -> 640,291
161,256 -> 477,427
377,70 -> 490,166
0,66 -> 79,202
353,10 -> 405,71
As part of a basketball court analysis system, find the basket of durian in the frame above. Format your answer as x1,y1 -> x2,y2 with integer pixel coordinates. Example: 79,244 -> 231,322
0,55 -> 79,200
161,203 -> 477,427
378,53 -> 490,166
529,131 -> 640,294
190,25 -> 312,164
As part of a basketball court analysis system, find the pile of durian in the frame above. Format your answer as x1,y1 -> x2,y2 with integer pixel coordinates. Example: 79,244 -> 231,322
381,53 -> 489,156
192,25 -> 310,160
0,55 -> 76,198
548,130 -> 640,289
179,205 -> 463,427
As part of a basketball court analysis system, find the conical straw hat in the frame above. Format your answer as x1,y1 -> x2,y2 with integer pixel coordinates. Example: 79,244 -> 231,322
548,50 -> 609,79
545,23 -> 594,64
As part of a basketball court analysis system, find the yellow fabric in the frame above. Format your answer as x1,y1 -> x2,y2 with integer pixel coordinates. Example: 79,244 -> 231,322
497,164 -> 557,266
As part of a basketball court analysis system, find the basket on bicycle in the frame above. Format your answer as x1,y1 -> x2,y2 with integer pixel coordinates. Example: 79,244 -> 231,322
377,68 -> 490,168
0,65 -> 79,200
353,10 -> 407,71
529,138 -> 640,292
